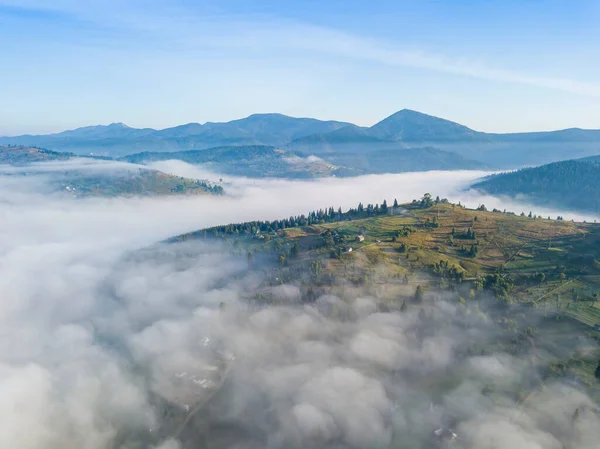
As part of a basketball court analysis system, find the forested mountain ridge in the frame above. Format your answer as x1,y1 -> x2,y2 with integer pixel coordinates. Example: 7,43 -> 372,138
170,196 -> 600,336
471,158 -> 600,213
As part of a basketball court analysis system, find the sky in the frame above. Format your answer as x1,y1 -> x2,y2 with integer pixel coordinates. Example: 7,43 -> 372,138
1,0 -> 600,135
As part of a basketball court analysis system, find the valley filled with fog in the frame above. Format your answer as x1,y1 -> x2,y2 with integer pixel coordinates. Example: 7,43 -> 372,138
1,165 -> 599,449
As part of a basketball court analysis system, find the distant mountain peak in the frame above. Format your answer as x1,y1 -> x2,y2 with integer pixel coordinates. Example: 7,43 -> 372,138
107,122 -> 130,128
390,108 -> 429,116
369,109 -> 485,143
246,112 -> 288,118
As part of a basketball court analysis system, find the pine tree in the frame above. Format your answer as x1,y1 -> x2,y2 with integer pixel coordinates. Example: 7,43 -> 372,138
400,300 -> 408,312
290,241 -> 299,258
381,200 -> 388,214
393,199 -> 399,208
415,285 -> 424,302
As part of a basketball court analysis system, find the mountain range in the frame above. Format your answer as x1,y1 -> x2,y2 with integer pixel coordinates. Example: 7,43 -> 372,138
2,109 -> 600,168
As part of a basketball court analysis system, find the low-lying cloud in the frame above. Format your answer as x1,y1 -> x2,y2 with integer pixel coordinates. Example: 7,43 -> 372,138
0,165 -> 598,449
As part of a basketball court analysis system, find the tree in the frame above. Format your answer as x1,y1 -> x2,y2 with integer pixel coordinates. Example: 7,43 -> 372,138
247,251 -> 253,267
324,231 -> 335,248
393,199 -> 399,208
595,361 -> 600,381
400,300 -> 408,312
415,285 -> 424,302
420,193 -> 433,208
290,241 -> 299,258
451,226 -> 455,236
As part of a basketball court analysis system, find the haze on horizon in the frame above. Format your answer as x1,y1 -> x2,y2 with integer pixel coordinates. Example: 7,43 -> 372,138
1,0 -> 600,135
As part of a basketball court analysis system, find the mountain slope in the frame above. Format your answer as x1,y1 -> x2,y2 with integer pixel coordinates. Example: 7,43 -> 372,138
121,145 -> 361,178
471,158 -> 600,213
491,128 -> 600,143
320,147 -> 486,173
48,168 -> 223,197
0,146 -> 222,197
578,154 -> 600,163
0,145 -> 76,164
290,124 -> 387,145
122,145 -> 485,177
173,199 -> 600,332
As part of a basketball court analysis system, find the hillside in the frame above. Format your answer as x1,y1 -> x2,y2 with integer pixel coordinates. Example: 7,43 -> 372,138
3,111 -> 600,168
472,158 -> 600,213
319,147 -> 486,173
48,168 -> 224,198
169,198 -> 600,391
121,145 -> 362,178
122,145 -> 485,177
579,154 -> 600,163
289,124 -> 388,146
0,145 -> 78,164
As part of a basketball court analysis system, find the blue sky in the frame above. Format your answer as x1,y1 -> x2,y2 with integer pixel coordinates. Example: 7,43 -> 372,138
1,0 -> 599,134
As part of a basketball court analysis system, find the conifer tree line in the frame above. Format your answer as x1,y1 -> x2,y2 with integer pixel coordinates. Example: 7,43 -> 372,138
194,198 -> 407,239
168,194 -> 445,242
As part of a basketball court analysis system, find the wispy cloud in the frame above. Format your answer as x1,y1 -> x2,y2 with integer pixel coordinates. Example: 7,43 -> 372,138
4,0 -> 600,98
213,22 -> 600,98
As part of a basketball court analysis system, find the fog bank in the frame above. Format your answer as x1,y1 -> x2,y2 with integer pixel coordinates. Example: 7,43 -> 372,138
0,166 -> 599,449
